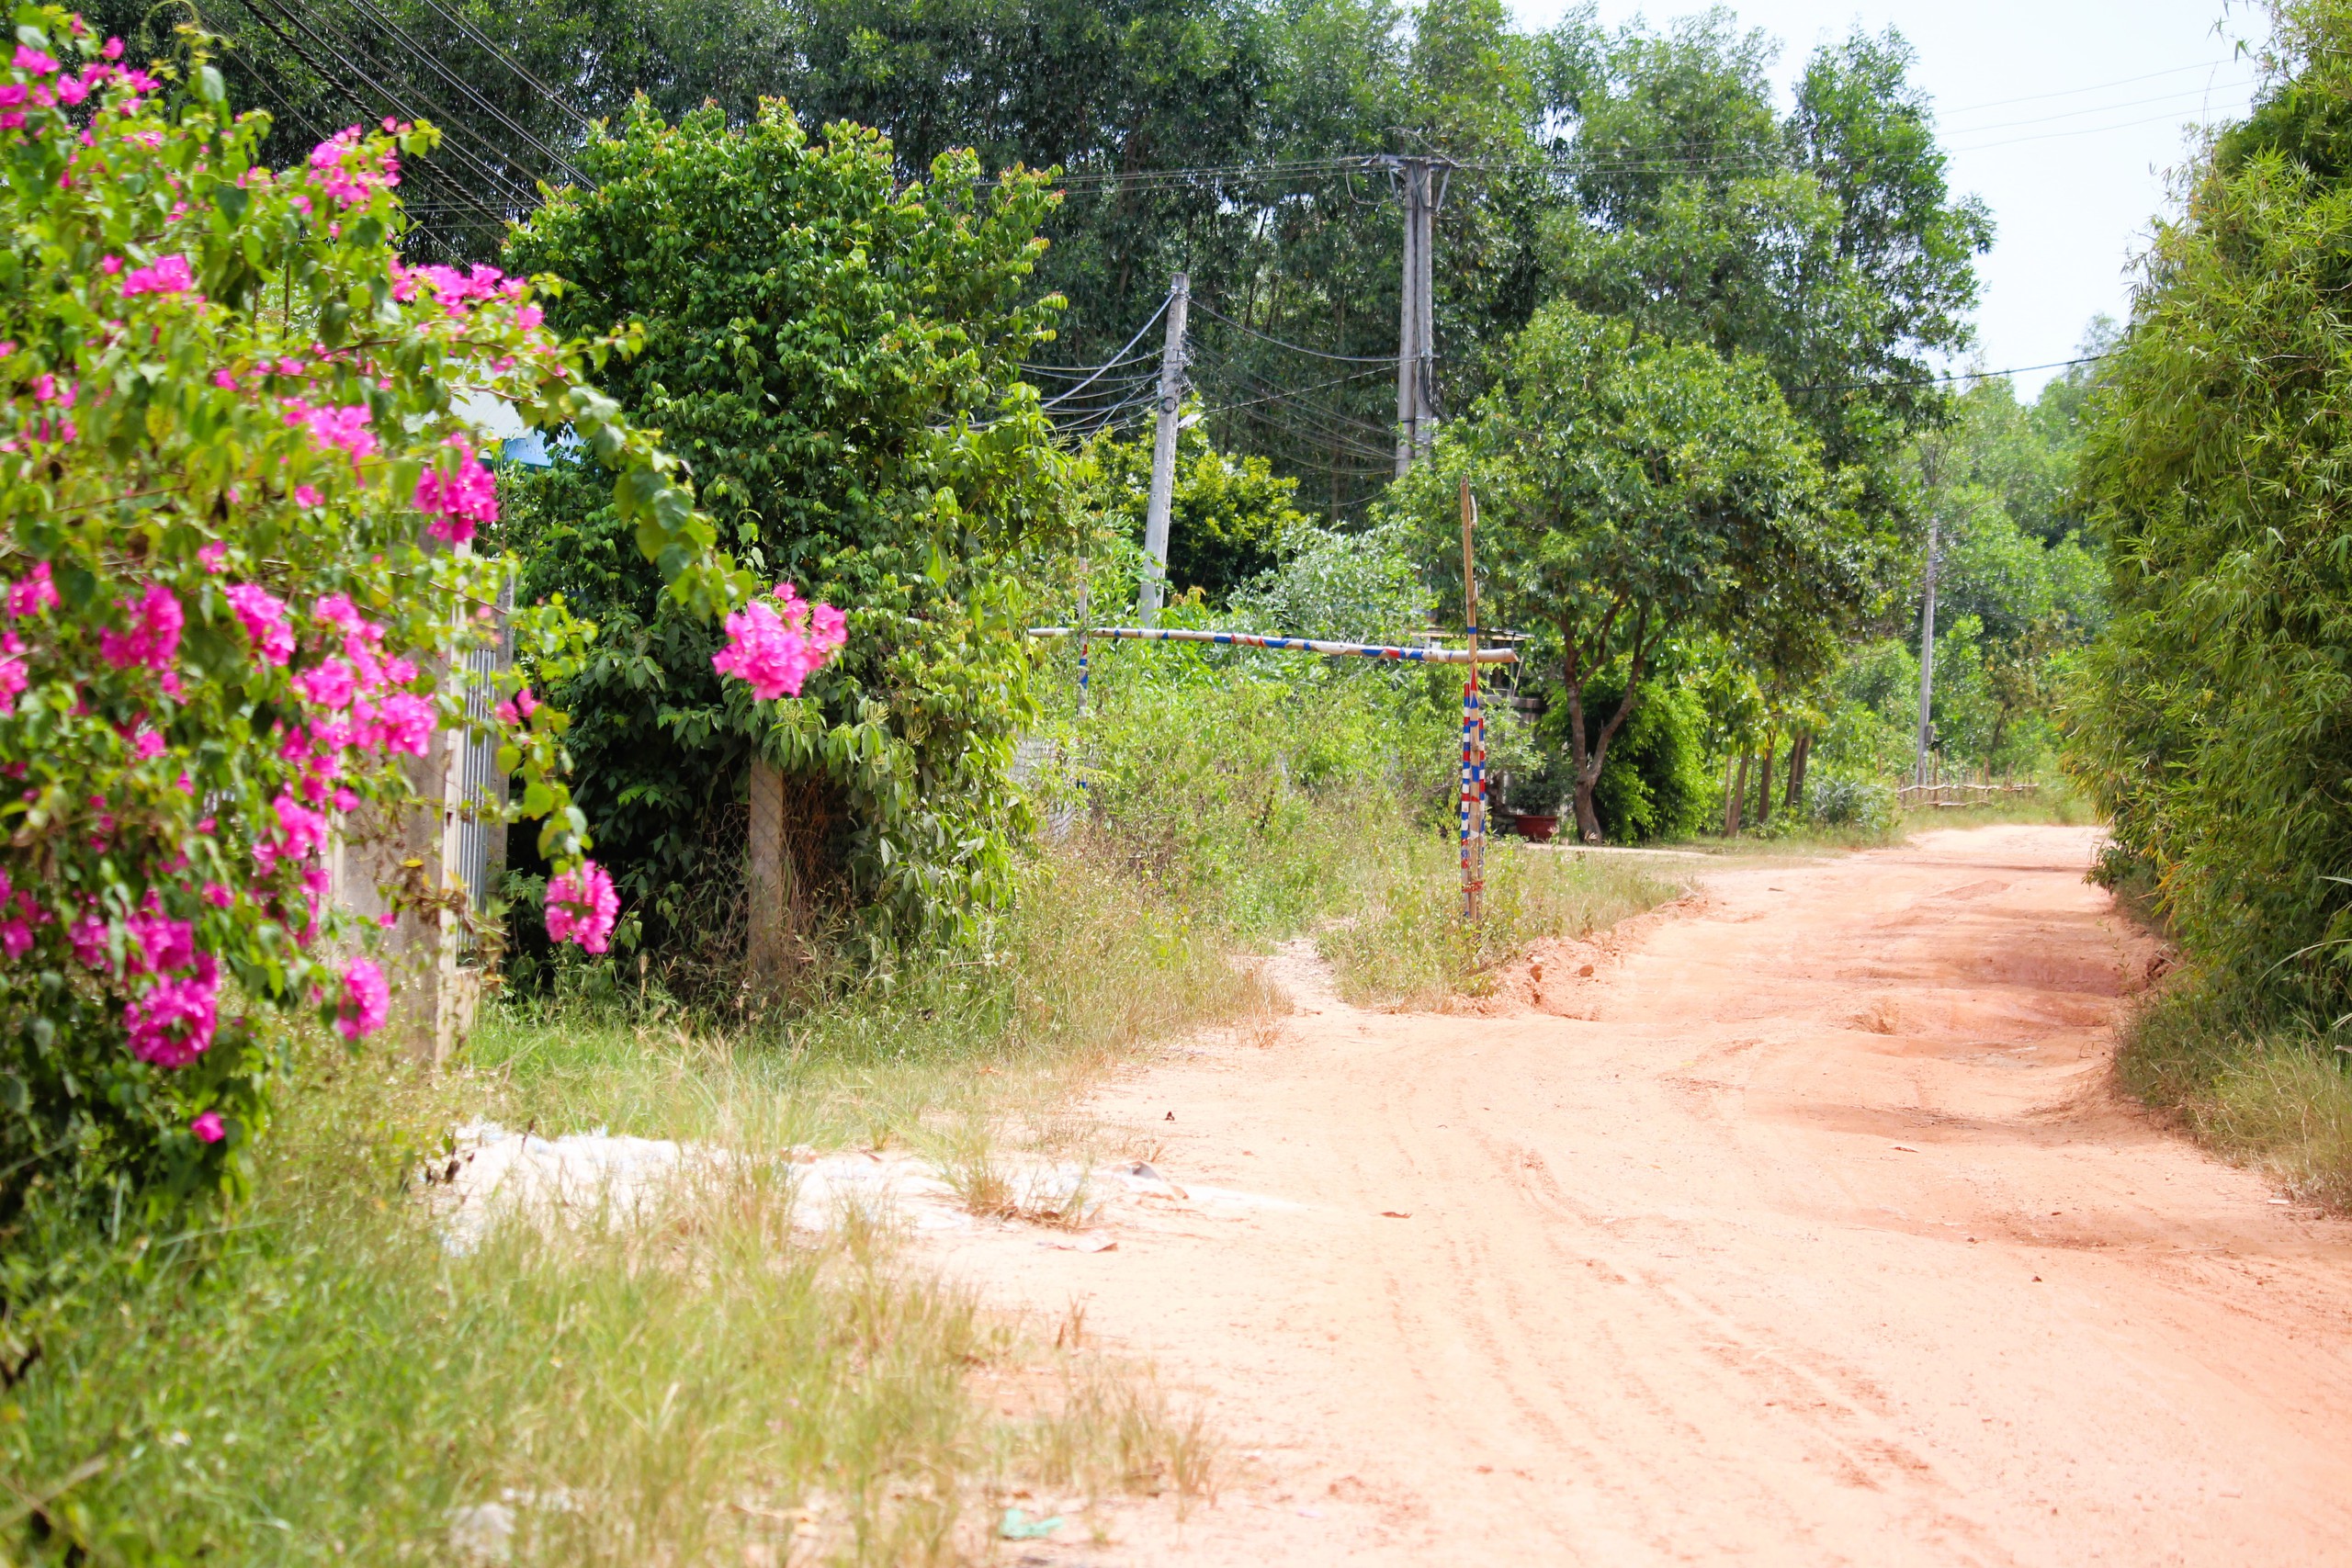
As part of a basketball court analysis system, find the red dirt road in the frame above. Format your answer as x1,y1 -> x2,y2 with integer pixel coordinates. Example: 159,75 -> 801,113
947,825 -> 2352,1566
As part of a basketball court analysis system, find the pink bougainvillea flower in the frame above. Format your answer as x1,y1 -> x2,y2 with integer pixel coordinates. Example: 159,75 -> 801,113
12,45 -> 57,74
119,254 -> 193,297
413,435 -> 498,543
190,1110 -> 225,1143
293,484 -> 321,507
125,958 -> 219,1067
98,583 -> 183,672
293,657 -> 357,711
370,692 -> 433,755
130,728 -> 164,761
286,401 -> 377,467
545,859 -> 618,954
337,956 -> 390,1041
223,582 -> 294,665
198,540 -> 227,572
711,582 -> 848,701
101,36 -> 122,60
125,910 -> 195,976
253,790 -> 328,876
311,593 -> 379,647
307,126 -> 401,209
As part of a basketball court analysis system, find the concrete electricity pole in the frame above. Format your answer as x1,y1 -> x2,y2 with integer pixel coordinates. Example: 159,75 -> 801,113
1391,157 -> 1447,476
1913,506 -> 1940,789
1138,272 -> 1191,627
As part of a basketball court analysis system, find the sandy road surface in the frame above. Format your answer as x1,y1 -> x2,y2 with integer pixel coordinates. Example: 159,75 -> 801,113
942,825 -> 2352,1566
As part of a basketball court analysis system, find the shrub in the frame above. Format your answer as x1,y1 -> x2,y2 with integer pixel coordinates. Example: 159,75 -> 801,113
0,11 -> 744,1231
1800,772 -> 1895,831
502,101 -> 1066,972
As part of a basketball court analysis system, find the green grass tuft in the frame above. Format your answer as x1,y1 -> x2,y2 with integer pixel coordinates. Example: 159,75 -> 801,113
2117,975 -> 2352,1211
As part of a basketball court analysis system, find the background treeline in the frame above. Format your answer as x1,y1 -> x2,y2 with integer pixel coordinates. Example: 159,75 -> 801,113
98,0 -> 2111,996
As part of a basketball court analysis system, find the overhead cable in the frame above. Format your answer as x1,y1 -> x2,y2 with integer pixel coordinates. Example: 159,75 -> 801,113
1792,352 -> 2115,394
1035,293 -> 1173,409
335,0 -> 594,187
1192,301 -> 1396,364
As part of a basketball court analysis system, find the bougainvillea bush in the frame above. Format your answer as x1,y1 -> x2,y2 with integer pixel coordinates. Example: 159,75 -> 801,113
0,7 -> 775,1231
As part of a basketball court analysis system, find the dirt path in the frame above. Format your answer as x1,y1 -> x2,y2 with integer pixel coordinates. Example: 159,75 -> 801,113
942,825 -> 2352,1566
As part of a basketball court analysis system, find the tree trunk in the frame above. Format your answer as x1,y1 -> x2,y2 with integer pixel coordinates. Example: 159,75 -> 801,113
1784,731 -> 1811,812
1756,737 -> 1775,827
746,758 -> 800,992
1723,750 -> 1740,837
1561,605 -> 1654,846
1730,750 -> 1749,837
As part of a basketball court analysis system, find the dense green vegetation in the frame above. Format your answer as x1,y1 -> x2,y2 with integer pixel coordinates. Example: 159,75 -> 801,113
2061,0 -> 2352,1201
498,101 -> 1067,975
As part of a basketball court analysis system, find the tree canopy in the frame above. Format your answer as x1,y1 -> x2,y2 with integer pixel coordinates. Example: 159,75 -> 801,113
1395,304 -> 1853,842
502,101 -> 1068,965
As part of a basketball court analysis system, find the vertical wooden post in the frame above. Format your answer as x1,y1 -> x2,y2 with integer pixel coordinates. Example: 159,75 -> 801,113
1459,480 -> 1485,923
746,757 -> 795,988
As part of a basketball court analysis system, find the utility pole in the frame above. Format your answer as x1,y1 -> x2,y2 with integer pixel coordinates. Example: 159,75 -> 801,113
1138,272 -> 1190,627
1913,506 -> 1940,790
1390,157 -> 1447,476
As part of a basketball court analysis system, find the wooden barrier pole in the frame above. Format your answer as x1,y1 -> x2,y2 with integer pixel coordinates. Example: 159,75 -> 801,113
1460,480 -> 1485,923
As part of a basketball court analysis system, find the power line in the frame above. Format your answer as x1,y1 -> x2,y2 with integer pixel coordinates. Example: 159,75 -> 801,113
403,0 -> 598,135
294,3 -> 549,208
1035,294 -> 1173,409
1935,57 -> 2244,118
241,0 -> 537,220
1792,353 -> 2114,394
335,0 -> 593,188
1192,301 -> 1396,364
1940,78 -> 2254,138
1193,363 -> 1393,418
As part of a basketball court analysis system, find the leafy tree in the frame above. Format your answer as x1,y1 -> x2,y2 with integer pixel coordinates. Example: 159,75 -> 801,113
502,100 -> 1068,965
1394,303 -> 1850,842
1540,12 -> 1992,499
2065,0 -> 2352,1011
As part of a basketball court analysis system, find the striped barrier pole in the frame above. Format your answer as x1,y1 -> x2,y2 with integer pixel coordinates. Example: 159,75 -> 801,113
1459,480 -> 1486,922
1027,626 -> 1519,665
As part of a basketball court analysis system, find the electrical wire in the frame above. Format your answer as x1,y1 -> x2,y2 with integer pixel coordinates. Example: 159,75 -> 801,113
404,0 -> 599,134
231,0 -> 523,240
296,3 -> 551,208
1193,363 -> 1393,417
1019,353 -> 1159,379
1191,300 -> 1396,364
1036,294 -> 1173,409
1935,57 -> 2244,118
1792,352 -> 2115,394
335,0 -> 593,188
243,0 -> 538,220
1939,78 -> 2254,137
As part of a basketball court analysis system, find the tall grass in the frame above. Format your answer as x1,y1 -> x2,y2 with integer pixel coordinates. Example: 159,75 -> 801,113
471,847 -> 1266,1154
2118,973 -> 2352,1211
1322,838 -> 1675,1007
0,1049 -> 1210,1565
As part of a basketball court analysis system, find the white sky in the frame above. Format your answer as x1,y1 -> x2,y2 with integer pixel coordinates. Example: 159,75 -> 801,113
1507,1 -> 2271,396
